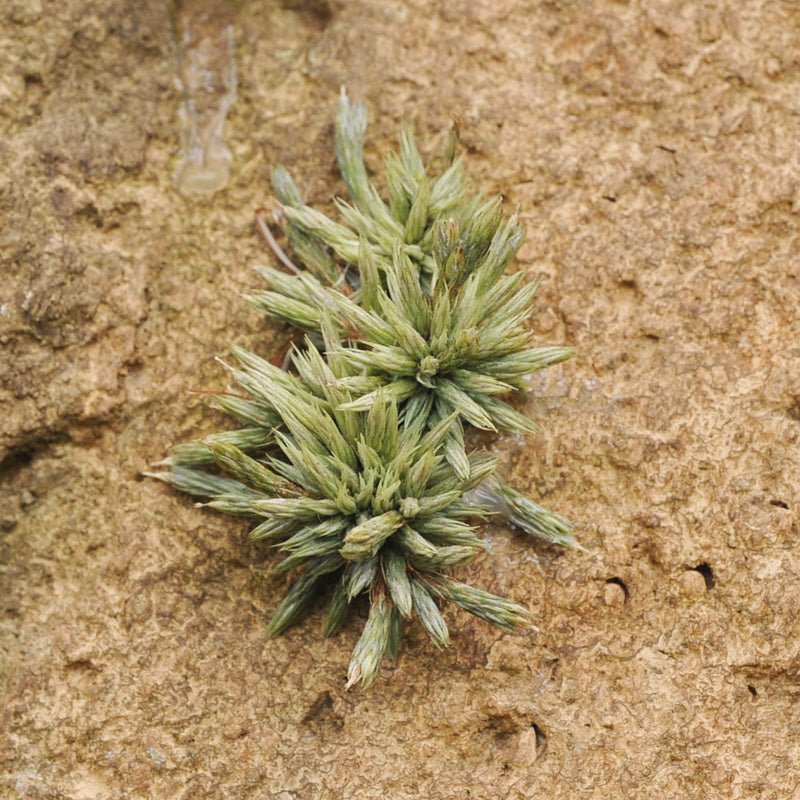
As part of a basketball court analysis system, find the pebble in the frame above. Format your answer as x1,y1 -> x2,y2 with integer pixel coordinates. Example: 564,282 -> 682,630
603,581 -> 627,607
681,569 -> 708,597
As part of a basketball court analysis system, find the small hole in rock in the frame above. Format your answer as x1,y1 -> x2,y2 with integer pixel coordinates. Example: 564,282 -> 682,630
280,0 -> 333,27
747,685 -> 757,698
531,722 -> 548,758
0,447 -> 35,480
77,202 -> 103,228
605,577 -> 629,602
693,562 -> 714,590
302,691 -> 334,725
770,500 -> 789,510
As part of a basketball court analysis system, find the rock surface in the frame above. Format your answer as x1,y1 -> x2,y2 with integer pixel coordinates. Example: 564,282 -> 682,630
2,1 -> 799,798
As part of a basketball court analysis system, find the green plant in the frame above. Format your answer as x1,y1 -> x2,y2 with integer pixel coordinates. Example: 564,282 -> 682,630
149,92 -> 576,687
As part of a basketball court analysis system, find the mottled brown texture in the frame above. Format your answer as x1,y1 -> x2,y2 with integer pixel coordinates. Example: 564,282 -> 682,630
2,1 -> 799,798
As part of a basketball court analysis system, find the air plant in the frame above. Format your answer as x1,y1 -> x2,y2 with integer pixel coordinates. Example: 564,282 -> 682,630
149,92 -> 577,687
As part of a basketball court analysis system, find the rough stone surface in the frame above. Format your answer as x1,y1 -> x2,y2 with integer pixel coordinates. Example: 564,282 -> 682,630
2,1 -> 800,798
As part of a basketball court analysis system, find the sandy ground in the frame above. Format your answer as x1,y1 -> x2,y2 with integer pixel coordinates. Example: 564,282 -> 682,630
2,1 -> 800,798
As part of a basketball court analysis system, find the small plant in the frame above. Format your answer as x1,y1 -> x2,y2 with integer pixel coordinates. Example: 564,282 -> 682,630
149,92 -> 576,687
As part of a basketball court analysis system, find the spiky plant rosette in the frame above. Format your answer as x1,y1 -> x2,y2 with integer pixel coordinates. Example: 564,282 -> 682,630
149,336 -> 532,688
149,92 -> 578,688
249,91 -> 576,546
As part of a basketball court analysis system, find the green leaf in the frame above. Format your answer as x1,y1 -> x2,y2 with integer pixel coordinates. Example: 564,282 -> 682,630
411,580 -> 449,648
252,496 -> 341,520
267,555 -> 343,637
482,479 -> 579,549
382,548 -> 413,618
346,557 -> 378,600
210,443 -> 298,496
438,577 -> 535,632
385,605 -> 403,661
324,575 -> 350,637
246,289 -> 322,331
404,178 -> 431,244
146,466 -> 255,499
346,593 -> 391,689
169,427 -> 274,467
340,510 -> 405,562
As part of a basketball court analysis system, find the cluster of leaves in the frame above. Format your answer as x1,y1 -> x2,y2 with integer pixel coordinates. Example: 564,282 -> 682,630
152,337 -> 533,687
150,92 -> 576,687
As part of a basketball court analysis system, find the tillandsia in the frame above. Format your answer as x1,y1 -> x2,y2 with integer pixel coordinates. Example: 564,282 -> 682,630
148,91 -> 577,688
